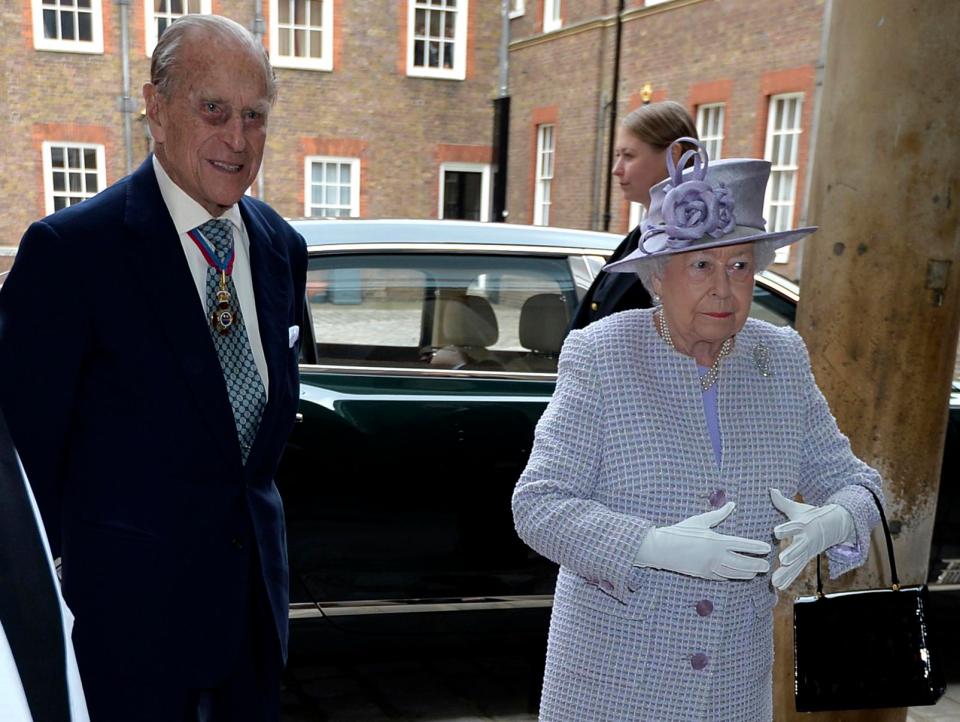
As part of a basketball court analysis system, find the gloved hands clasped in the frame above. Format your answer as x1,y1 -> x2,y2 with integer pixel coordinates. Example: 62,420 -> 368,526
769,488 -> 855,590
633,502 -> 771,581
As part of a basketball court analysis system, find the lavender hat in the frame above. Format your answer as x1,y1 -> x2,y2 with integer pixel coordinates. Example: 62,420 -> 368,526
604,137 -> 817,273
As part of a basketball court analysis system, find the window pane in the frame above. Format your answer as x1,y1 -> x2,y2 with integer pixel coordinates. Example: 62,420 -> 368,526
83,148 -> 96,168
415,8 -> 426,34
294,28 -> 306,55
68,173 -> 82,192
77,0 -> 91,8
442,42 -> 453,68
310,30 -> 322,57
85,173 -> 98,192
339,165 -> 350,183
60,10 -> 75,41
279,0 -> 289,24
429,10 -> 441,36
413,39 -> 424,66
67,147 -> 80,167
311,186 -> 322,205
279,28 -> 290,56
77,8 -> 90,38
308,253 -> 576,372
53,171 -> 66,192
339,187 -> 350,205
325,186 -> 337,205
171,0 -> 182,14
43,9 -> 57,38
54,197 -> 67,211
51,146 -> 64,166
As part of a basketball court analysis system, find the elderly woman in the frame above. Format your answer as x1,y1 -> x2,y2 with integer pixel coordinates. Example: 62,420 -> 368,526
512,139 -> 883,721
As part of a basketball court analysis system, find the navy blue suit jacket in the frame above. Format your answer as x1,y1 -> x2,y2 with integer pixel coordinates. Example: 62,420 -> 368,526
0,158 -> 306,717
568,225 -> 652,330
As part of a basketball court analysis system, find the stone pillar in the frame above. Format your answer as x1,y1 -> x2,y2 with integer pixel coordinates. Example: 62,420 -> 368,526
772,1 -> 960,720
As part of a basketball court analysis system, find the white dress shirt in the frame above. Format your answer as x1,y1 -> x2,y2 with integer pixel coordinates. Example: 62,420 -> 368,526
0,456 -> 89,722
152,156 -> 269,397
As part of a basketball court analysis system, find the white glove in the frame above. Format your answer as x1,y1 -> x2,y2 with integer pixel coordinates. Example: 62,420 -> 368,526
769,488 -> 855,590
633,502 -> 771,581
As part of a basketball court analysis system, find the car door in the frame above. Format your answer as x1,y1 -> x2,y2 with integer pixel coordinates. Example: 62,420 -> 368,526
277,248 -> 580,617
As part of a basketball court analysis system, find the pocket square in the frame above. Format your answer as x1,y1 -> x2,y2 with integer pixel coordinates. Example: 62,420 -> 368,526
288,325 -> 300,348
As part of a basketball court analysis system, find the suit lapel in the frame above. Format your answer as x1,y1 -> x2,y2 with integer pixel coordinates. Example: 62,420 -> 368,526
126,158 -> 242,463
240,198 -> 291,467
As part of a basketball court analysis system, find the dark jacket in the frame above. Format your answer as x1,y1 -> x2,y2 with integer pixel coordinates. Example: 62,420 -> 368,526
569,225 -> 652,330
0,157 -> 307,721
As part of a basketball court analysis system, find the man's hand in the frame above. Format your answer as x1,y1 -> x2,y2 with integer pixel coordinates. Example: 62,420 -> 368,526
634,502 -> 771,581
769,488 -> 855,590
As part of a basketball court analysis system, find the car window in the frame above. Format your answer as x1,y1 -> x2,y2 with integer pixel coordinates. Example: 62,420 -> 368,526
751,281 -> 796,327
306,253 -> 578,372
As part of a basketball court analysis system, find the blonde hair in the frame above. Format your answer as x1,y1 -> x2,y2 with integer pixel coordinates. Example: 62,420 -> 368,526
622,100 -> 698,155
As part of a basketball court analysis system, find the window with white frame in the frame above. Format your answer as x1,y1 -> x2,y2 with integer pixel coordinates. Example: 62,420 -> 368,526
32,0 -> 103,53
509,0 -> 524,18
305,156 -> 360,218
439,162 -> 489,221
407,0 -> 468,81
145,0 -> 210,57
763,93 -> 803,263
628,202 -> 646,230
696,103 -> 724,161
42,142 -> 106,214
533,124 -> 555,226
543,0 -> 561,32
270,0 -> 333,71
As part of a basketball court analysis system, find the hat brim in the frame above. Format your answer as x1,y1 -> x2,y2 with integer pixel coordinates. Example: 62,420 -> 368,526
603,225 -> 817,274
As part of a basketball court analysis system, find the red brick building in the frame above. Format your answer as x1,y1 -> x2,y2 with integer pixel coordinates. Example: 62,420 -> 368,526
507,0 -> 824,279
1,0 -> 823,279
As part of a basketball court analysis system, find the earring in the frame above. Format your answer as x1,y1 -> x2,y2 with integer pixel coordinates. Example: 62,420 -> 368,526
652,294 -> 661,306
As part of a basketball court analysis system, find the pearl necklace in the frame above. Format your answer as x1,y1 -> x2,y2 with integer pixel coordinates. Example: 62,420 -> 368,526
656,310 -> 733,392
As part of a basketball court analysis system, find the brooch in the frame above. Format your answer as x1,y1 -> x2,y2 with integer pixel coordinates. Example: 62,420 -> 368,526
753,342 -> 772,377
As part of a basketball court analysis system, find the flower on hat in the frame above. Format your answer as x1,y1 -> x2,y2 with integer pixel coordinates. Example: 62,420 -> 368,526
639,138 -> 737,253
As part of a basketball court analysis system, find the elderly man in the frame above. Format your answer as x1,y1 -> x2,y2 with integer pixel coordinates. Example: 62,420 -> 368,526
0,15 -> 306,722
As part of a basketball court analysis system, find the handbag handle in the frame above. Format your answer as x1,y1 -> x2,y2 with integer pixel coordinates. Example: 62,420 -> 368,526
815,488 -> 899,596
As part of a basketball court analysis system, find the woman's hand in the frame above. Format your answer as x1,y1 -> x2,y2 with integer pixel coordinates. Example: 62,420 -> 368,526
633,502 -> 771,581
769,488 -> 855,590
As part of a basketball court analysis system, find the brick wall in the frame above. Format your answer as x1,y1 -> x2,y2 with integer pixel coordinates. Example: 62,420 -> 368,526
0,0 -> 500,245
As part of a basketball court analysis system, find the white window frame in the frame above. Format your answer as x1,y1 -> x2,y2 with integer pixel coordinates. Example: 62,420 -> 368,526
304,155 -> 360,218
438,162 -> 490,222
644,0 -> 672,6
763,92 -> 803,263
406,0 -> 468,81
509,0 -> 525,18
42,141 -> 106,215
543,0 -> 561,32
696,102 -> 725,161
533,124 -> 555,226
32,0 -> 104,53
144,0 -> 211,57
269,0 -> 334,71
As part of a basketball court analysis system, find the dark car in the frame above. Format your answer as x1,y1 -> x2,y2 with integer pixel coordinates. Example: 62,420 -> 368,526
277,219 -> 958,666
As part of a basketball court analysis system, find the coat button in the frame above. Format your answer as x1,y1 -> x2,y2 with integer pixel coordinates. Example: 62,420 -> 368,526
691,653 -> 709,670
590,302 -> 599,311
696,599 -> 714,617
708,489 -> 727,508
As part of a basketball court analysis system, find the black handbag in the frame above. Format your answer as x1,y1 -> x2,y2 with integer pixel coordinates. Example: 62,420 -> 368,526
793,489 -> 946,712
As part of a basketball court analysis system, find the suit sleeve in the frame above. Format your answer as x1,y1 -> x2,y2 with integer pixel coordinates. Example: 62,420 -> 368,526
512,329 -> 653,602
0,221 -> 92,551
791,329 -> 883,578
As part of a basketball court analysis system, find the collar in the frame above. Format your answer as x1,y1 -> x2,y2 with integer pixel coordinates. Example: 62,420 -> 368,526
152,154 -> 243,236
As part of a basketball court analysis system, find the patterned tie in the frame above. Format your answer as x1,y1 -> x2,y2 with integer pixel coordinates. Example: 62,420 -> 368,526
196,218 -> 266,463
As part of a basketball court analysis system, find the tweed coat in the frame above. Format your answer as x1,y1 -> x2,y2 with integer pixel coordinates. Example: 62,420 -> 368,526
512,308 -> 883,722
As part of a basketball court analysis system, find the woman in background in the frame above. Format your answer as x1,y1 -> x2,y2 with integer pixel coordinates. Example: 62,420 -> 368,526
568,100 -> 698,330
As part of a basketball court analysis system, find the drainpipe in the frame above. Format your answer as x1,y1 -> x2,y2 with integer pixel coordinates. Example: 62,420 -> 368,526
490,0 -> 511,221
116,0 -> 134,175
601,0 -> 625,232
252,2 -> 267,200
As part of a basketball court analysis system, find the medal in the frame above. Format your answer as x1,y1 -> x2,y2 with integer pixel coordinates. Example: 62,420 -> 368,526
187,224 -> 238,336
210,271 -> 235,335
